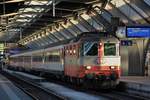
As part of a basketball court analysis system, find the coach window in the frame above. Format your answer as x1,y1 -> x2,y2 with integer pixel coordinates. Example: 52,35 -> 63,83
45,52 -> 49,62
33,56 -> 42,62
104,43 -> 116,56
53,55 -> 60,62
47,51 -> 60,62
24,56 -> 31,62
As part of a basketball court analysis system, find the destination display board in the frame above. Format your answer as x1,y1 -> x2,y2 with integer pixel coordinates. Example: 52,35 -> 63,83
126,26 -> 150,38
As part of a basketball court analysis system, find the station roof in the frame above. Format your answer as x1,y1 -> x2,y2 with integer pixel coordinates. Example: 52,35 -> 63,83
0,0 -> 103,42
0,0 -> 149,50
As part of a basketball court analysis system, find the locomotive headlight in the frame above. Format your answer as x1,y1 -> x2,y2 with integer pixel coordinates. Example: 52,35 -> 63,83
73,50 -> 76,54
86,66 -> 91,70
110,66 -> 115,69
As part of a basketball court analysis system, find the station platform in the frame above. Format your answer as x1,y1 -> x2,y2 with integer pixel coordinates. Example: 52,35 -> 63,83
119,76 -> 150,98
0,73 -> 32,100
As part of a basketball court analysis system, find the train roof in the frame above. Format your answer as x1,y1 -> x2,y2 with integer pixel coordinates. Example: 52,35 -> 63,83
73,32 -> 119,42
10,32 -> 119,57
10,45 -> 64,57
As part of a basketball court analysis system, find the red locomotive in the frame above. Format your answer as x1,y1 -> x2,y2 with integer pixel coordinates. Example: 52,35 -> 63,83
8,32 -> 121,88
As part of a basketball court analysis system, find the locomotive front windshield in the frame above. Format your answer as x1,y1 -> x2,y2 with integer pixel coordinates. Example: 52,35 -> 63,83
81,42 -> 116,56
82,42 -> 98,56
104,43 -> 116,56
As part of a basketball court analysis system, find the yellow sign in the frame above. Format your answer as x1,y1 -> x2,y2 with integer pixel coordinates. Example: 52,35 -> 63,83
0,44 -> 4,51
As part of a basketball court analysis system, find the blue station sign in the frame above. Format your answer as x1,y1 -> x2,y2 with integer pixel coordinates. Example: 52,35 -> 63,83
126,26 -> 150,38
121,40 -> 132,46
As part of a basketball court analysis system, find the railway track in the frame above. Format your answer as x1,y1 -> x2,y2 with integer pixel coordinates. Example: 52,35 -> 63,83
1,71 -> 66,100
34,73 -> 150,100
87,90 -> 149,100
2,69 -> 150,100
43,73 -> 149,100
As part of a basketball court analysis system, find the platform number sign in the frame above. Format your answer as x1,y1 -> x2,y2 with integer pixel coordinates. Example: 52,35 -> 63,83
121,40 -> 132,46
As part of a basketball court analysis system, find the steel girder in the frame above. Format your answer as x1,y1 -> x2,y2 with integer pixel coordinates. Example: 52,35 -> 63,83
123,0 -> 150,24
60,23 -> 79,37
110,0 -> 150,24
91,10 -> 112,32
80,14 -> 103,31
78,15 -> 97,31
107,2 -> 136,25
130,0 -> 150,17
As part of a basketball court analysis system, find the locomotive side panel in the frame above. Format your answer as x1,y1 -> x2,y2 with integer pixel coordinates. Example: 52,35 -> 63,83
64,44 -> 80,77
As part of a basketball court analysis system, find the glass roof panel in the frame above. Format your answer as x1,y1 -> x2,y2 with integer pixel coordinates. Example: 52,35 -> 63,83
15,0 -> 50,27
16,19 -> 30,22
130,3 -> 149,18
144,0 -> 150,6
111,0 -> 126,7
47,1 -> 53,5
23,8 -> 38,12
19,14 -> 35,17
28,1 -> 49,5
111,0 -> 142,21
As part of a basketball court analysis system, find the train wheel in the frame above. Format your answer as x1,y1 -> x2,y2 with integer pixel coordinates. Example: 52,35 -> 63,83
60,75 -> 65,82
76,78 -> 80,85
70,77 -> 74,84
66,76 -> 70,83
72,78 -> 79,86
71,77 -> 75,84
79,78 -> 83,85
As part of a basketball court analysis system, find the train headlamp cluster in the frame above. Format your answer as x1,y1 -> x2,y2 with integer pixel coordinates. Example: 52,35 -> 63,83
73,50 -> 76,54
110,66 -> 115,69
86,66 -> 91,70
99,42 -> 102,46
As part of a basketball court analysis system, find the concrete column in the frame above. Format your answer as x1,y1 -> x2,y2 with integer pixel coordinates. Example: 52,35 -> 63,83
120,46 -> 129,76
120,39 -> 149,76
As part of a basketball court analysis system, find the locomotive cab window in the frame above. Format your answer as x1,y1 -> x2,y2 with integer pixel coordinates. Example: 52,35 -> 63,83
104,43 -> 116,56
83,42 -> 98,56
